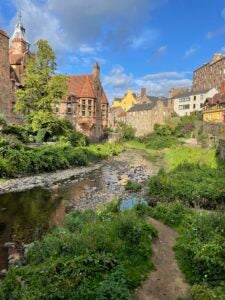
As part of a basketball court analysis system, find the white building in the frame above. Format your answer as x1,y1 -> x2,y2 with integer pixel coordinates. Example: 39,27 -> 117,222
172,88 -> 218,116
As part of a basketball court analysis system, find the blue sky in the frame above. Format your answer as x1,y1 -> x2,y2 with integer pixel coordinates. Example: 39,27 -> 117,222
1,0 -> 225,101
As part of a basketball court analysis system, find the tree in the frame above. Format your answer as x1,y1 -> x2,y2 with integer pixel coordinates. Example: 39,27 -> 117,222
16,40 -> 67,116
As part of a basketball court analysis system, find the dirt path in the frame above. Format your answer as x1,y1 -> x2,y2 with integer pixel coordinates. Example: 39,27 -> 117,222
135,217 -> 189,300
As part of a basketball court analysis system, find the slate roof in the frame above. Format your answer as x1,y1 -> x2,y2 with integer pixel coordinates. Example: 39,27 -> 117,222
128,97 -> 169,112
172,88 -> 211,99
128,103 -> 157,112
67,75 -> 108,104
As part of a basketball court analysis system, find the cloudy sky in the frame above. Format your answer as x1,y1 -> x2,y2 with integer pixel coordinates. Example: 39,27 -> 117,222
1,0 -> 225,102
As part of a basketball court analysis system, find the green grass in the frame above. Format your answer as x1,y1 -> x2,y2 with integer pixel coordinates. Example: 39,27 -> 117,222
164,146 -> 218,171
0,202 -> 157,299
124,140 -> 162,161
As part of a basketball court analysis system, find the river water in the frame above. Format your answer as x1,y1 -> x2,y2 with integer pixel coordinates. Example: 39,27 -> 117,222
0,150 -> 162,271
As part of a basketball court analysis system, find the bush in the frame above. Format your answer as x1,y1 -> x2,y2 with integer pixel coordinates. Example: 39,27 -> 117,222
125,180 -> 142,192
116,122 -> 136,140
0,204 -> 156,299
0,143 -> 124,178
148,163 -> 225,209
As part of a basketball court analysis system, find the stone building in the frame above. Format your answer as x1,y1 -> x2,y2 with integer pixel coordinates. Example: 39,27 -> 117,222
203,82 -> 225,124
193,53 -> 225,92
0,30 -> 15,121
57,63 -> 109,140
116,97 -> 173,137
172,88 -> 218,117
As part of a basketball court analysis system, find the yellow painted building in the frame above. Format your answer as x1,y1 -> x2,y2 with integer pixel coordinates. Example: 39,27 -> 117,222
112,88 -> 137,111
203,92 -> 225,123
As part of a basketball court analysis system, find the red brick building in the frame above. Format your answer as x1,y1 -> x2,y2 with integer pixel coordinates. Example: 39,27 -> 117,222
57,63 -> 109,140
0,29 -> 15,121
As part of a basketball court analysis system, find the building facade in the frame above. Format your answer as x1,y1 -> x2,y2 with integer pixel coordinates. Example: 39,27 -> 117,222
203,84 -> 225,124
57,63 -> 109,140
112,88 -> 137,111
116,98 -> 173,137
193,54 -> 225,92
0,30 -> 17,122
172,88 -> 218,117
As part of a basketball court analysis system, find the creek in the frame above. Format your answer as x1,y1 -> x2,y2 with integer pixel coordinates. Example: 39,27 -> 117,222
0,149 -> 162,272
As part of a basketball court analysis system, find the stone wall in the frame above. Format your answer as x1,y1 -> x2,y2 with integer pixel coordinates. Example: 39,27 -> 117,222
0,30 -> 14,120
219,139 -> 225,161
203,122 -> 225,138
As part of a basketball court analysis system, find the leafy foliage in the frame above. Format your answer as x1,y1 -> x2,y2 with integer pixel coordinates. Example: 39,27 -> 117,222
116,122 -> 136,140
0,143 -> 123,178
0,203 -> 156,299
125,180 -> 142,192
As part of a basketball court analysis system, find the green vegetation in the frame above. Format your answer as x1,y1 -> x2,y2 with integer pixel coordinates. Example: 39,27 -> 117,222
0,202 -> 157,299
116,122 -> 136,141
16,40 -> 67,141
164,146 -> 217,170
125,180 -> 142,192
148,147 -> 225,209
147,201 -> 225,300
0,143 -> 123,178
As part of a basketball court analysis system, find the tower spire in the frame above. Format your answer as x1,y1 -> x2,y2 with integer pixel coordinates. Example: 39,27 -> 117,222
10,10 -> 29,46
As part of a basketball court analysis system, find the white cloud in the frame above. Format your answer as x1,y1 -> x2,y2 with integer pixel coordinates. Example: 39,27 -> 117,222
103,66 -> 192,102
142,72 -> 190,80
220,46 -> 225,53
9,0 -> 165,52
79,45 -> 96,55
184,45 -> 199,58
206,27 -> 225,39
153,45 -> 167,57
127,29 -> 158,49
11,0 -> 67,51
103,65 -> 133,89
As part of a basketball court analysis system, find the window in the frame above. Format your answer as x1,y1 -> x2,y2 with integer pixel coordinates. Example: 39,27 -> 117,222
194,96 -> 196,101
55,104 -> 59,113
67,97 -> 72,113
88,99 -> 92,117
82,99 -> 86,117
179,104 -> 190,110
67,103 -> 72,113
200,103 -> 204,108
102,104 -> 106,117
193,104 -> 196,109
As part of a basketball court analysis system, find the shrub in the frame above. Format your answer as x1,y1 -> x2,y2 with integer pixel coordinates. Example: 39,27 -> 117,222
148,163 -> 225,209
0,205 -> 156,299
116,122 -> 136,140
125,180 -> 142,192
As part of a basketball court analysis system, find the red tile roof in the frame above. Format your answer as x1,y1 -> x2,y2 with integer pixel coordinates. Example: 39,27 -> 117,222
67,74 -> 108,104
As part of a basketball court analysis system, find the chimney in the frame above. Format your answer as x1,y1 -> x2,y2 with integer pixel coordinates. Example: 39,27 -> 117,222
221,81 -> 225,93
213,53 -> 224,62
141,88 -> 147,98
93,62 -> 100,79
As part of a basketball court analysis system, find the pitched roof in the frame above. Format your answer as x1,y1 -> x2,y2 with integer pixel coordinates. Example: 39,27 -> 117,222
128,98 -> 169,112
205,92 -> 225,106
67,74 -> 108,104
172,88 -> 211,99
128,103 -> 157,112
